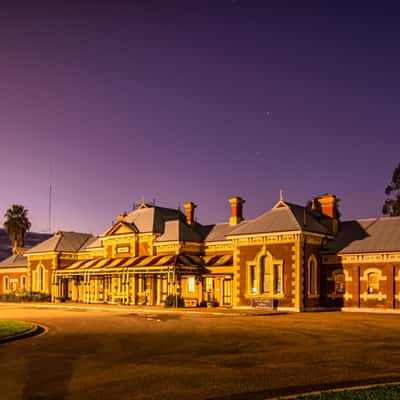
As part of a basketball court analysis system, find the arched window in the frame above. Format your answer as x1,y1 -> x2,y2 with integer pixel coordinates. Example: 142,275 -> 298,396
248,250 -> 284,296
367,272 -> 379,294
262,256 -> 272,294
308,256 -> 318,295
3,276 -> 9,292
38,266 -> 44,292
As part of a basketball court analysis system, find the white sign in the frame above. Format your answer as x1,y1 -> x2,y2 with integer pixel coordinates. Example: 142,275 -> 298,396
116,246 -> 130,254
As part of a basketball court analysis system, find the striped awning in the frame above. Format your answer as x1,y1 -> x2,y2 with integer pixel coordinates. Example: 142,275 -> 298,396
203,254 -> 233,267
63,254 -> 205,271
62,253 -> 232,272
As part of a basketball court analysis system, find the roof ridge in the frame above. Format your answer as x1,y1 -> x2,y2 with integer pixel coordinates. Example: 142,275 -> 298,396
285,203 -> 303,230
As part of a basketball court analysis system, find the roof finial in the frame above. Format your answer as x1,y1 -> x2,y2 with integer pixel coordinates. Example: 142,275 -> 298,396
141,195 -> 145,206
279,189 -> 283,202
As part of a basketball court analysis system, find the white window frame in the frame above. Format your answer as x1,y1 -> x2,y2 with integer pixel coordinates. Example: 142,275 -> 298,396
3,276 -> 9,292
307,255 -> 319,296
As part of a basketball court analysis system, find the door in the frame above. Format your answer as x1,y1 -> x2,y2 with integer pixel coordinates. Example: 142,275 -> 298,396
223,279 -> 232,305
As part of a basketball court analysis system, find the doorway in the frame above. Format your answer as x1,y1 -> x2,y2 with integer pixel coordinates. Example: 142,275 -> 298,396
223,279 -> 232,305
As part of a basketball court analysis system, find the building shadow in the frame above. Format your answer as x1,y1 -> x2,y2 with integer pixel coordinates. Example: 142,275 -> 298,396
21,354 -> 75,400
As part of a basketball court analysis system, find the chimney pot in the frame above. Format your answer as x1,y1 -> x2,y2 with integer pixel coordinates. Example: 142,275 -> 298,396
228,196 -> 245,225
183,202 -> 197,225
318,194 -> 339,233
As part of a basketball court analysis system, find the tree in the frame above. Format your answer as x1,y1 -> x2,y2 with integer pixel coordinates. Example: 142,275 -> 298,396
4,204 -> 32,252
383,162 -> 400,216
305,198 -> 322,214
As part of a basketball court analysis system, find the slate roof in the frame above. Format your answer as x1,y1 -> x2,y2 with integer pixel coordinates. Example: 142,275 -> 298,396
25,231 -> 93,254
324,217 -> 400,254
0,254 -> 28,268
228,202 -> 330,236
119,205 -> 185,234
0,230 -> 52,261
156,220 -> 203,242
82,237 -> 102,250
203,222 -> 246,242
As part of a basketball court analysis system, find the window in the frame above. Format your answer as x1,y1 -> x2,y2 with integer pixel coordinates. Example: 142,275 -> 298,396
187,277 -> 195,293
308,256 -> 318,295
248,254 -> 284,296
249,265 -> 257,294
334,273 -> 345,294
274,264 -> 283,294
39,266 -> 44,292
21,276 -> 27,290
4,276 -> 9,292
262,257 -> 272,294
368,273 -> 379,294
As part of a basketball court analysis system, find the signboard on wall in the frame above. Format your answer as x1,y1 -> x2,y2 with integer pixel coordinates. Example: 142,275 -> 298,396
116,246 -> 130,254
252,297 -> 275,309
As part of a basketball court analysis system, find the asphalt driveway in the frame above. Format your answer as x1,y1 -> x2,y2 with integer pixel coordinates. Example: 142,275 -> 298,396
1,305 -> 400,400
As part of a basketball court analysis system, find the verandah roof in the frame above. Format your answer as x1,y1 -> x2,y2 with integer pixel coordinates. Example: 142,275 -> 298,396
61,254 -> 232,273
62,254 -> 205,272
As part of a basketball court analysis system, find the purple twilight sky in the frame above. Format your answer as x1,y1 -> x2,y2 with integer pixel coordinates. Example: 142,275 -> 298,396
1,1 -> 400,235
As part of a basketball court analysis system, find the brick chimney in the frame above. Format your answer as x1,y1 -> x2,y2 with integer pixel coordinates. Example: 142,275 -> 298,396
183,202 -> 197,225
229,196 -> 245,225
318,194 -> 339,233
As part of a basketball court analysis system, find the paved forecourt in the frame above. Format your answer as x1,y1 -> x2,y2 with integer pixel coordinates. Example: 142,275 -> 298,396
1,305 -> 400,400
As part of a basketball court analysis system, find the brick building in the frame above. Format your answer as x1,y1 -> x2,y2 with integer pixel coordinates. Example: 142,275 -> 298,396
0,194 -> 399,312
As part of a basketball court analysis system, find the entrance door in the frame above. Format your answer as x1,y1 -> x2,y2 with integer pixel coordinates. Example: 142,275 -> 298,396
223,279 -> 232,305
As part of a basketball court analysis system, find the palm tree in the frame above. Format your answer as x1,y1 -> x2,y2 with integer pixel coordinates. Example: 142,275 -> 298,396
4,204 -> 32,253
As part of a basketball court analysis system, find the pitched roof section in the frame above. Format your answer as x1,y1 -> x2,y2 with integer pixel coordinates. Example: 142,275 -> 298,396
0,254 -> 27,268
25,231 -> 93,254
156,220 -> 203,242
82,237 -> 102,250
324,217 -> 400,254
228,202 -> 330,236
119,205 -> 185,234
204,222 -> 246,242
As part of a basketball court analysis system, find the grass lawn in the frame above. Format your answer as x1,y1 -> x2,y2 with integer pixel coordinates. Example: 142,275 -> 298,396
0,320 -> 34,339
297,385 -> 400,399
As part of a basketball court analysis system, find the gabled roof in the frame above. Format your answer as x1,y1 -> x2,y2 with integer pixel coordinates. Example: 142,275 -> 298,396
0,254 -> 27,268
114,205 -> 185,234
103,220 -> 138,237
81,237 -> 102,250
25,231 -> 93,254
203,222 -> 246,242
324,217 -> 400,254
156,220 -> 203,243
228,202 -> 330,236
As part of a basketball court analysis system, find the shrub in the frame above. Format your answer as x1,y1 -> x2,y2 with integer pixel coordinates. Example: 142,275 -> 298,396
164,294 -> 185,308
0,291 -> 51,303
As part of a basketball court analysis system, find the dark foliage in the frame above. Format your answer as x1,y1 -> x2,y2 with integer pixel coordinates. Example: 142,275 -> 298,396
164,294 -> 185,307
0,291 -> 51,303
3,204 -> 32,249
383,162 -> 400,216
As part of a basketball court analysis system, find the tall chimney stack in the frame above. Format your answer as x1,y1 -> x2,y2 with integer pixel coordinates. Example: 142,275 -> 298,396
183,201 -> 197,225
229,196 -> 245,225
318,194 -> 339,233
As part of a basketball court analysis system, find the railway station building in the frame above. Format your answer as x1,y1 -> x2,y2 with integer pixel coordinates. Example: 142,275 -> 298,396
1,194 -> 400,312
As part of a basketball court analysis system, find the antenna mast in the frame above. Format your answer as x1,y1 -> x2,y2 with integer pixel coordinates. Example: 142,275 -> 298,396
48,160 -> 53,233
48,184 -> 52,233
